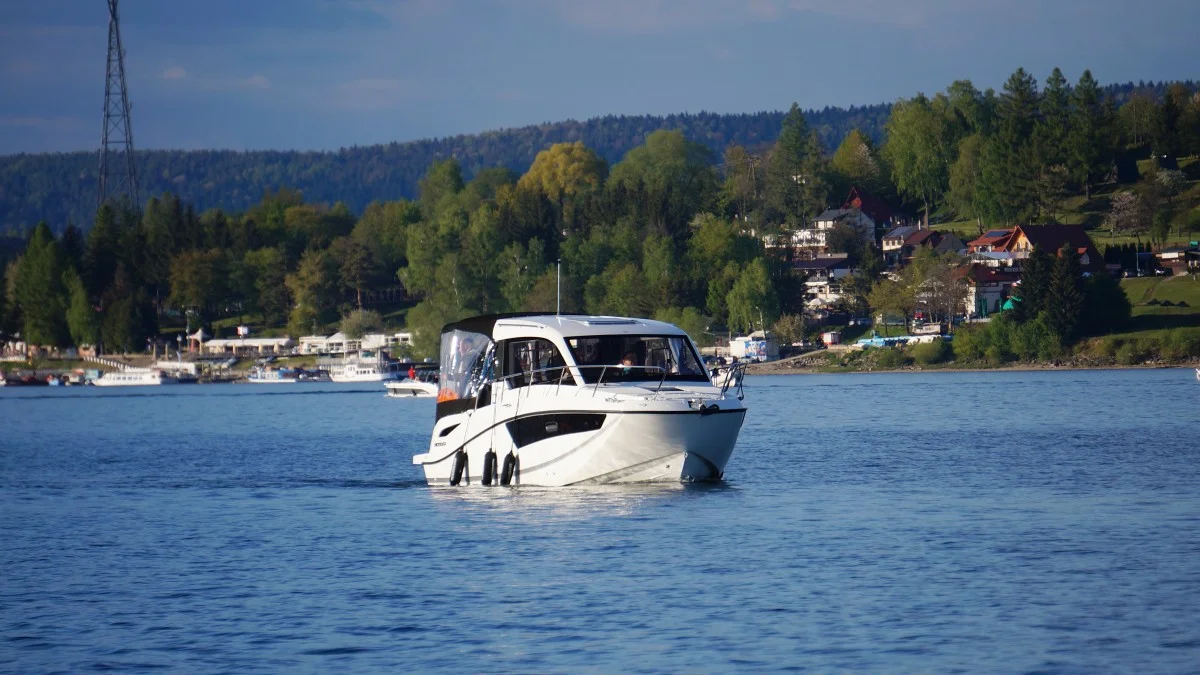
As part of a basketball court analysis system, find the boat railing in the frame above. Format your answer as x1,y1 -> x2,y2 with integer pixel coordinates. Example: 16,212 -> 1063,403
717,362 -> 747,401
469,362 -> 742,412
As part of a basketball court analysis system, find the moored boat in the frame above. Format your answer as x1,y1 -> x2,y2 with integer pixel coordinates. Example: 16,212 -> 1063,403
385,366 -> 439,398
412,313 -> 748,487
247,366 -> 299,383
93,369 -> 177,386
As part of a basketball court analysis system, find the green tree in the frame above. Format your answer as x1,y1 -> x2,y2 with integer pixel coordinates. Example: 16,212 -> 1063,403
642,234 -> 677,311
418,159 -> 465,218
517,142 -> 607,228
243,247 -> 290,327
765,104 -> 829,229
884,94 -> 953,227
329,236 -> 379,309
286,249 -> 339,336
1033,68 -> 1070,169
726,258 -> 779,332
1044,244 -> 1084,341
2,259 -> 19,334
948,133 -> 987,233
85,203 -> 123,298
609,130 -> 718,236
1013,244 -> 1054,320
868,276 -> 914,334
168,249 -> 227,315
339,308 -> 384,340
831,128 -> 887,198
353,200 -> 418,274
497,238 -> 547,312
1067,70 -> 1113,199
596,262 -> 650,317
1118,93 -> 1157,148
654,306 -> 712,345
720,145 -> 763,224
64,266 -> 98,346
100,264 -> 155,354
15,223 -> 70,347
979,68 -> 1041,223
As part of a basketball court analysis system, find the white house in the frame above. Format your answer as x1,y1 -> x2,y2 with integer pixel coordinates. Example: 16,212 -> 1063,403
794,255 -> 856,307
201,337 -> 295,356
790,208 -> 876,257
299,331 -> 414,355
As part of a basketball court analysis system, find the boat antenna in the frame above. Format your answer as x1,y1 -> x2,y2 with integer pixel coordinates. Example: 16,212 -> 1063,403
556,258 -> 561,315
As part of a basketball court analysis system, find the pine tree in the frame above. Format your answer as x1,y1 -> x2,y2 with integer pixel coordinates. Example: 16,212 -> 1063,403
765,104 -> 829,229
100,263 -> 155,354
85,204 -> 123,299
60,224 -> 85,272
1067,70 -> 1113,199
978,68 -> 1041,224
1034,68 -> 1070,169
64,267 -> 98,346
15,223 -> 70,346
1015,244 -> 1054,320
1044,245 -> 1084,341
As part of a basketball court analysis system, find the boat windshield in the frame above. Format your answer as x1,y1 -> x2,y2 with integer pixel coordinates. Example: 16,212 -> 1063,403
437,329 -> 493,403
565,335 -> 707,384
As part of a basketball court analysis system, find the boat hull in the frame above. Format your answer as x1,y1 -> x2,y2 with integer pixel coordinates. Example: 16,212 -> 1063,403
415,403 -> 745,487
385,382 -> 437,398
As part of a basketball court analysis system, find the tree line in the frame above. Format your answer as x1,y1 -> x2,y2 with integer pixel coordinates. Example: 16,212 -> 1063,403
0,79 -> 1193,233
1,68 -> 1194,359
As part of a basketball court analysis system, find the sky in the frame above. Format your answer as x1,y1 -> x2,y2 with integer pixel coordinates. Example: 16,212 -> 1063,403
1,0 -> 1198,154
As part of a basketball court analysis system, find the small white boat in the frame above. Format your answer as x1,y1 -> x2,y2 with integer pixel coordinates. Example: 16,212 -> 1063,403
710,365 -> 744,389
413,313 -> 748,487
385,379 -> 438,398
93,369 -> 176,387
247,367 -> 298,384
1195,367 -> 1199,381
330,362 -> 398,383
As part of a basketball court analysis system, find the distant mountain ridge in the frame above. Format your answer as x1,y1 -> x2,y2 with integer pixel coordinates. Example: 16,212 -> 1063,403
0,80 -> 1188,231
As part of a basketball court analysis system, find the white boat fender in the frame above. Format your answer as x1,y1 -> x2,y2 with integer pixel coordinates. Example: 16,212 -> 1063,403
450,450 -> 467,486
482,449 -> 497,486
500,452 -> 517,486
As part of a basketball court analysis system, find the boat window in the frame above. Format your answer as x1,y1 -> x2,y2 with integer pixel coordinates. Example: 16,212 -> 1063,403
437,330 -> 493,403
503,339 -> 575,388
566,335 -> 707,384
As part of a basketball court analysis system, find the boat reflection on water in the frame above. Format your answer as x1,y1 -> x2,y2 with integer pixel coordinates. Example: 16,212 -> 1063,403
426,481 -> 734,518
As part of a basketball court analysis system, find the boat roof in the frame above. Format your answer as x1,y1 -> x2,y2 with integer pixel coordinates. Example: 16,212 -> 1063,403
442,313 -> 690,341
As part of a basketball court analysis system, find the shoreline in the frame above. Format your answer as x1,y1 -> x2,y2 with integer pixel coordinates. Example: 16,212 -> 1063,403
745,361 -> 1200,376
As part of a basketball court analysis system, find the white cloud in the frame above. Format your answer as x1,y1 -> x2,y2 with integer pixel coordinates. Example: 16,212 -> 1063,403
162,66 -> 187,80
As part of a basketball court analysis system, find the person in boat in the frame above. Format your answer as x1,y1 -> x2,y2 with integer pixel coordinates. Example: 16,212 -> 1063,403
408,365 -> 416,380
621,352 -> 637,376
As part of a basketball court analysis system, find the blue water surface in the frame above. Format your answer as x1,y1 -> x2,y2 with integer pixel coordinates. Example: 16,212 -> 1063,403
2,370 -> 1199,673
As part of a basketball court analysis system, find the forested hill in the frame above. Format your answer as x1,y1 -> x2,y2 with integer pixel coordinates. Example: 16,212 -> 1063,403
0,80 -> 1187,231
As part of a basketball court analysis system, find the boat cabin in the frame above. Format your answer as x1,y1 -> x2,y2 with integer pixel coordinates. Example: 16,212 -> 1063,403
435,314 -> 710,420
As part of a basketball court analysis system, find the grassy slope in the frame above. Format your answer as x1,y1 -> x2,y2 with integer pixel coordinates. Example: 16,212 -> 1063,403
933,156 -> 1200,248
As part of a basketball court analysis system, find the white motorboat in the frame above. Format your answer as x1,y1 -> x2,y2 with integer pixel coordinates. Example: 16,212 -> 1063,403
329,352 -> 399,383
247,366 -> 298,383
386,364 -> 438,397
412,313 -> 748,487
710,364 -> 744,389
385,379 -> 438,398
93,369 -> 176,386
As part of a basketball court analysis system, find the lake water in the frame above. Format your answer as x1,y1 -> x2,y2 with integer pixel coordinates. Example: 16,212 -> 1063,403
3,370 -> 1200,673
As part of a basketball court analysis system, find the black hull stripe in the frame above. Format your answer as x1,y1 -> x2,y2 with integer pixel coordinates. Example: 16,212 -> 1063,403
422,407 -> 747,465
